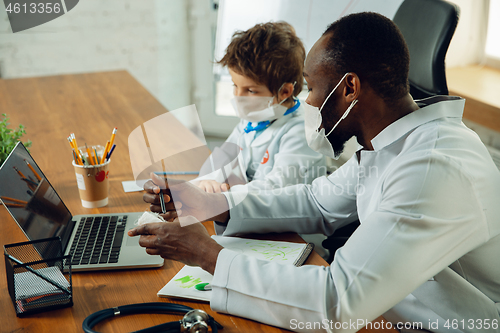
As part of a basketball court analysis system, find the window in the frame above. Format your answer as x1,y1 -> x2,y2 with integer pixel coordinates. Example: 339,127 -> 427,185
486,0 -> 500,67
194,0 -> 404,137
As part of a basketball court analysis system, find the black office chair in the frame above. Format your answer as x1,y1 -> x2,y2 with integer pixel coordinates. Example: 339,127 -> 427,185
393,0 -> 460,99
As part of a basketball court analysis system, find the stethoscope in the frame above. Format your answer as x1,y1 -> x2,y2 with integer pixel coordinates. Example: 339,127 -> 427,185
82,302 -> 223,333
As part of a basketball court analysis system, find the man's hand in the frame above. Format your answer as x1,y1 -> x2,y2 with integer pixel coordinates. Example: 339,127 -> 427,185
197,179 -> 230,193
128,220 -> 223,274
143,173 -> 230,223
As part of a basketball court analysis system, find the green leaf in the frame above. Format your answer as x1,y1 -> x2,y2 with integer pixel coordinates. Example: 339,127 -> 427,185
0,114 -> 31,166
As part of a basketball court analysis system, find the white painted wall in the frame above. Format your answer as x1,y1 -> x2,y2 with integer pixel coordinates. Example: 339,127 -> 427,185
0,0 -> 192,113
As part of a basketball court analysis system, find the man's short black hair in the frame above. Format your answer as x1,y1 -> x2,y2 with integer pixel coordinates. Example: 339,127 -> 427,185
323,12 -> 410,102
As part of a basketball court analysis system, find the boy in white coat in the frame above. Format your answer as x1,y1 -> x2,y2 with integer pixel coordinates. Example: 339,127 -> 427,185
197,22 -> 326,194
195,22 -> 328,256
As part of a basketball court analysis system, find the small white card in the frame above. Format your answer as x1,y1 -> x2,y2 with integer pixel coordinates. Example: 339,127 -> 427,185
121,180 -> 148,192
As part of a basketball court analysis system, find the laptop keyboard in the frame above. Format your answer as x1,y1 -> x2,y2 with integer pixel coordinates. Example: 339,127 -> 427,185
69,215 -> 127,266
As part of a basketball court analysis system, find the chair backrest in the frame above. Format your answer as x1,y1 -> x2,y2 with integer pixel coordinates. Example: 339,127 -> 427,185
393,0 -> 459,100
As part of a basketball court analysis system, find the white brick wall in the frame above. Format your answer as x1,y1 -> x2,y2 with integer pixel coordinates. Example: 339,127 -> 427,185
0,0 -> 192,112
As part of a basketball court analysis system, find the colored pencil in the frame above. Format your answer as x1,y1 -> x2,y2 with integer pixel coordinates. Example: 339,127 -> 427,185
100,141 -> 110,164
24,160 -> 41,181
93,147 -> 99,165
85,144 -> 94,165
1,196 -> 28,204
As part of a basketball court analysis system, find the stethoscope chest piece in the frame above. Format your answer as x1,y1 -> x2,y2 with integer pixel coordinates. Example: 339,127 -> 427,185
180,309 -> 210,333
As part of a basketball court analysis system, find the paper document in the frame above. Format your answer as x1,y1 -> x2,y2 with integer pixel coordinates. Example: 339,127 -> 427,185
14,266 -> 70,299
157,236 -> 313,302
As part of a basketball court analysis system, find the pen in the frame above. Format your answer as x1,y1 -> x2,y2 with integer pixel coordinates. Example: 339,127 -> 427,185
106,144 -> 116,161
154,171 -> 199,175
159,193 -> 166,214
24,159 -> 41,181
6,254 -> 70,295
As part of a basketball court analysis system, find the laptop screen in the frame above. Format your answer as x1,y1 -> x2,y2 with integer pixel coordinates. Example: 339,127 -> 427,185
0,142 -> 73,247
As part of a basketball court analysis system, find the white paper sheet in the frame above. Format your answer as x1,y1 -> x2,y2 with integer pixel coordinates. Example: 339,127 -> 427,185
157,236 -> 308,302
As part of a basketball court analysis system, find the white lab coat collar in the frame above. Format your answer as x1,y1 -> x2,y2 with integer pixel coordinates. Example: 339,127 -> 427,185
249,108 -> 301,148
370,96 -> 465,152
240,128 -> 256,150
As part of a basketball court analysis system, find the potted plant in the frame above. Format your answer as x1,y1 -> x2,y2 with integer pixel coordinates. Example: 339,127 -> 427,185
0,113 -> 32,166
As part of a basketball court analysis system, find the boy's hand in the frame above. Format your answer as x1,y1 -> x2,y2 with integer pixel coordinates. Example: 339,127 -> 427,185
197,180 -> 230,193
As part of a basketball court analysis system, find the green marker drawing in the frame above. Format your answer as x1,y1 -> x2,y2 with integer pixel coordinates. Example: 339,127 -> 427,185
174,275 -> 203,289
244,240 -> 301,260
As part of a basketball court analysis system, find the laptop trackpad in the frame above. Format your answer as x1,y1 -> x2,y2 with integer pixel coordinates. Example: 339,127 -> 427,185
126,234 -> 140,246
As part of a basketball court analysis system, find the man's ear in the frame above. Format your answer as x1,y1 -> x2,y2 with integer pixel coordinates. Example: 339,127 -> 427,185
344,73 -> 361,103
278,82 -> 295,102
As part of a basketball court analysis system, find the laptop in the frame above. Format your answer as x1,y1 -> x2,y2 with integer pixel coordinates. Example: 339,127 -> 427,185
0,142 -> 164,271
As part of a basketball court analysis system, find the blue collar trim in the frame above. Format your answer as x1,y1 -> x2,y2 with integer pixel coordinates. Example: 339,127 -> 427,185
283,99 -> 300,116
244,120 -> 271,133
244,99 -> 300,133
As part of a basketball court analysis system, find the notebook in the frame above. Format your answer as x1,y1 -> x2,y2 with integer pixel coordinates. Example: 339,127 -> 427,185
0,142 -> 163,271
157,235 -> 314,302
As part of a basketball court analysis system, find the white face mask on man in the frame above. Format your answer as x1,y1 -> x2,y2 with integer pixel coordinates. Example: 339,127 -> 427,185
303,73 -> 358,159
230,82 -> 294,123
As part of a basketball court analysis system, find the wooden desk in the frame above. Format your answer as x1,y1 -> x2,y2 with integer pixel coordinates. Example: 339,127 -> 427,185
0,71 -> 321,332
447,65 -> 500,133
0,71 -> 393,332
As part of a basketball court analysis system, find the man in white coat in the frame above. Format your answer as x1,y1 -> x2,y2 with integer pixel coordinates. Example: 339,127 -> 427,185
129,12 -> 500,333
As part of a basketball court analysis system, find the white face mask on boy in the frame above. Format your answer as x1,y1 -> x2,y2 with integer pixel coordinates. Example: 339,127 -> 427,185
303,73 -> 358,159
231,96 -> 287,123
230,82 -> 294,123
